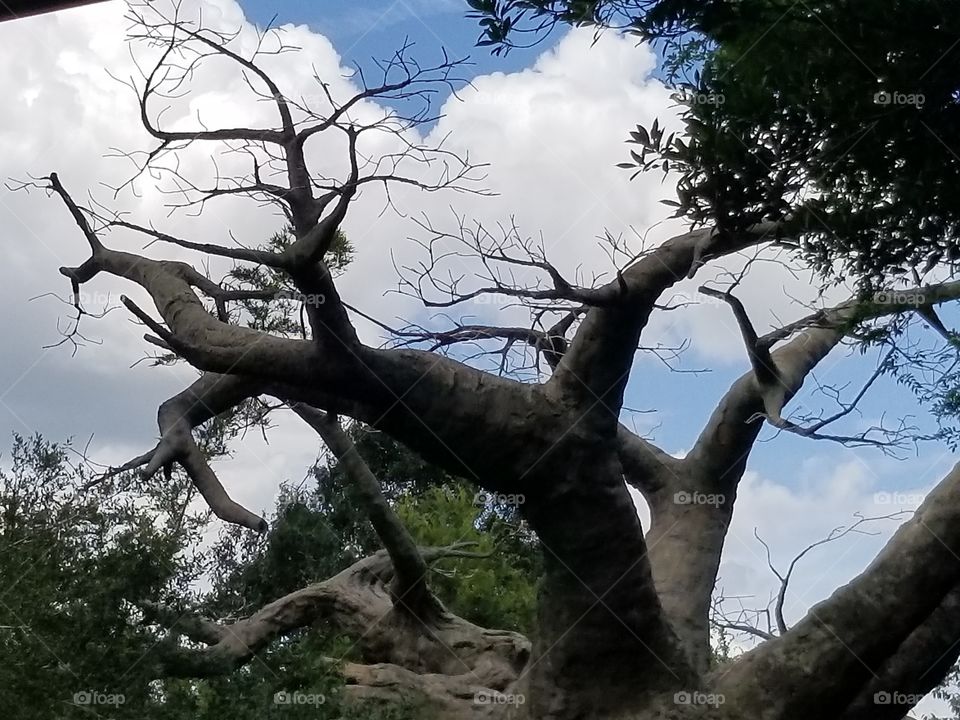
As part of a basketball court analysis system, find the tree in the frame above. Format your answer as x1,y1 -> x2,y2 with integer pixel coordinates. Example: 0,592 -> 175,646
21,1 -> 960,718
0,430 -> 535,720
0,432 -> 204,719
164,427 -> 538,720
471,1 -> 960,283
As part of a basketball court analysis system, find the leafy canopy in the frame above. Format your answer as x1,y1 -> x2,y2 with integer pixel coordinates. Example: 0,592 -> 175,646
471,0 -> 960,286
0,429 -> 538,719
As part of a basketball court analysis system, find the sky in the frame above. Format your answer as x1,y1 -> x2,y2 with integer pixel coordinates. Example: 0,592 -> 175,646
0,1 -> 954,714
240,0 -> 548,77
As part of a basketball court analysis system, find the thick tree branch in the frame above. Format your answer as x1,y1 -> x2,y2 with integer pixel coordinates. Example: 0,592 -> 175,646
144,548 -> 530,699
839,583 -> 960,720
99,373 -> 268,531
291,405 -> 436,614
552,222 -> 783,428
616,423 -> 679,498
644,480 -> 733,675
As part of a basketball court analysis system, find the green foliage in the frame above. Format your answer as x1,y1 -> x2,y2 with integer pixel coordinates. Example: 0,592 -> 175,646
467,1 -> 638,51
708,624 -> 735,670
0,428 -> 531,720
0,434 -> 204,719
396,484 -> 540,633
473,1 -> 960,287
642,1 -> 960,287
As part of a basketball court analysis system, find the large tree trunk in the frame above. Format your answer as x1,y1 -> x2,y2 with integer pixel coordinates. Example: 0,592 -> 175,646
522,444 -> 694,719
646,487 -> 737,675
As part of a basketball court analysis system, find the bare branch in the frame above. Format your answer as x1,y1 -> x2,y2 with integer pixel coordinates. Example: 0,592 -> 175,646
103,373 -> 268,532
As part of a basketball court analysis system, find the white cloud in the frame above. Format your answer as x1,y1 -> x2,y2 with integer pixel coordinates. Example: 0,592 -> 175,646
0,0 -> 695,500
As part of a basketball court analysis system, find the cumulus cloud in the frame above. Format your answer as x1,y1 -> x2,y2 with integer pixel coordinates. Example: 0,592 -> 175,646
0,0 -> 936,525
0,1 -> 694,468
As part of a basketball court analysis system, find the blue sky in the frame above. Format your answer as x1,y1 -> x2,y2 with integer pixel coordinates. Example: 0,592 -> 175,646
240,0 -> 551,79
